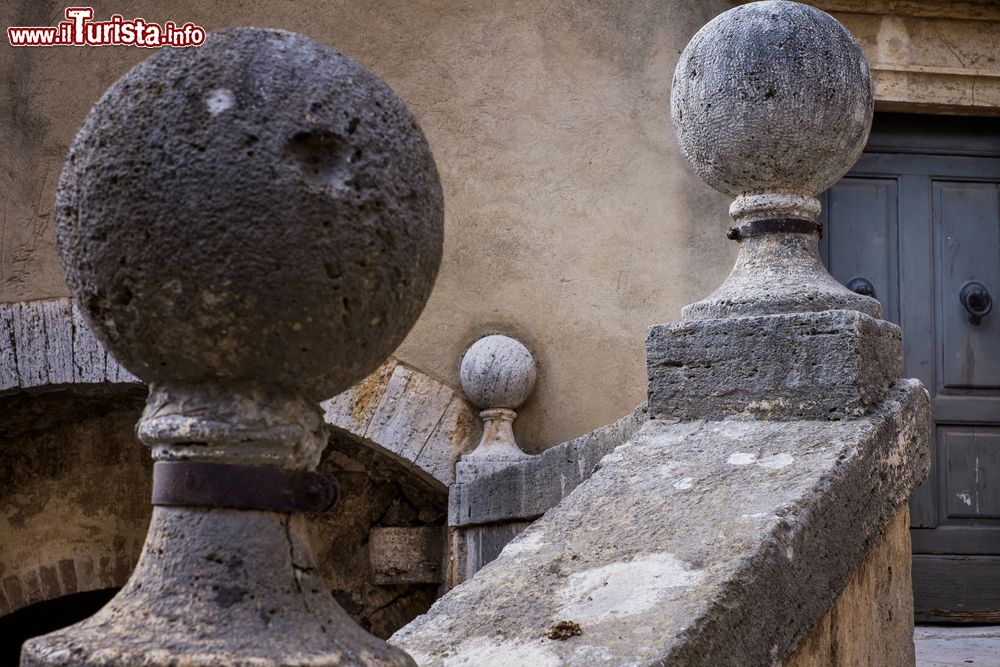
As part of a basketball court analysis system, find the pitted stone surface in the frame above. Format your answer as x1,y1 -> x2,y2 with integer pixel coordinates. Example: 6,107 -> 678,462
670,0 -> 873,198
55,28 -> 443,403
393,382 -> 930,666
459,335 -> 537,410
648,309 -> 901,421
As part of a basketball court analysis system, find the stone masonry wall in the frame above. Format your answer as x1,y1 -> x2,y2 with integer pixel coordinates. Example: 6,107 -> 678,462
787,507 -> 914,666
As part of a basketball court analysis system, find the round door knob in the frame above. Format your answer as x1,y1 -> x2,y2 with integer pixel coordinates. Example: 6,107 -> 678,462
847,277 -> 877,300
960,281 -> 992,325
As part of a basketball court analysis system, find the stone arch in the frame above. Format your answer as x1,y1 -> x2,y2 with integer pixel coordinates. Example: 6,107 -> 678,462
1,298 -> 479,492
321,359 -> 480,489
0,298 -> 478,619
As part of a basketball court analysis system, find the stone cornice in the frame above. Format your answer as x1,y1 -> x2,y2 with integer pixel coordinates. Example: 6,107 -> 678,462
809,1 -> 1000,22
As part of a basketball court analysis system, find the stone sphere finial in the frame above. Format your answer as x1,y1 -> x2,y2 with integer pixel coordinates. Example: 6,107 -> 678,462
671,0 -> 873,224
460,335 -> 537,410
55,27 -> 443,404
671,2 -> 882,321
456,335 -> 536,475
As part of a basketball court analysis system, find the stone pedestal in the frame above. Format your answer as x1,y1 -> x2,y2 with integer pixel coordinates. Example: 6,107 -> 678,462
681,230 -> 883,320
455,408 -> 529,482
647,309 -> 902,421
455,335 -> 537,482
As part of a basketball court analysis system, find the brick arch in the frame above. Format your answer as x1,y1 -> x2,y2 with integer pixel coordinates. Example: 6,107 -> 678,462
0,551 -> 138,617
1,298 -> 479,492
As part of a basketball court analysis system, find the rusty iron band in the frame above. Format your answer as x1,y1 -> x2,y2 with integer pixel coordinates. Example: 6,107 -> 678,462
152,461 -> 339,512
727,218 -> 823,241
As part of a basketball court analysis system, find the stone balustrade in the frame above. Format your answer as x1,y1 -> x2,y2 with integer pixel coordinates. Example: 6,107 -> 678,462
6,3 -> 934,665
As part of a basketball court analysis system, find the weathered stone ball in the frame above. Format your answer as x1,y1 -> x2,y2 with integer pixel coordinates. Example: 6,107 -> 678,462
460,335 -> 537,410
55,28 -> 443,401
670,0 -> 873,196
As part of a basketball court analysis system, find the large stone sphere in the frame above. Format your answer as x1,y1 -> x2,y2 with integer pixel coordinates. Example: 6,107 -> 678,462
670,0 -> 873,197
56,28 -> 443,401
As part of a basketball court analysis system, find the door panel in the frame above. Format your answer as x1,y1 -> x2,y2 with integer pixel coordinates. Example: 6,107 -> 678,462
935,395 -> 1000,423
898,174 -> 939,529
943,427 -> 1000,520
934,181 -> 1000,390
912,556 -> 1000,624
820,178 -> 899,323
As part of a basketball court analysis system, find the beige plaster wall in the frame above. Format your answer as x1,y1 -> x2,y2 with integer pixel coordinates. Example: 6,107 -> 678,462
0,0 -> 735,450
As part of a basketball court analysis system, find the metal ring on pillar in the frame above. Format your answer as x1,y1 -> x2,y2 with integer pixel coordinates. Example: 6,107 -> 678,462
151,461 -> 339,512
726,218 -> 822,241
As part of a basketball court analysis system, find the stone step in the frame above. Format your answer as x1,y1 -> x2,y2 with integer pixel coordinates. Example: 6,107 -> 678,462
915,625 -> 1000,666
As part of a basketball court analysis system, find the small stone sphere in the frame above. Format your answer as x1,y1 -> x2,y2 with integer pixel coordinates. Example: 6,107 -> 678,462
55,28 -> 443,401
460,335 -> 537,410
670,1 -> 873,196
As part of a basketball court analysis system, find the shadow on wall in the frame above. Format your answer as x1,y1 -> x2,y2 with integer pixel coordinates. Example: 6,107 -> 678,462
0,388 -> 448,656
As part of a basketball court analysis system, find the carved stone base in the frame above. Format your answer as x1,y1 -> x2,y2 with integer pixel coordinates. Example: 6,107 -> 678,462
21,507 -> 414,667
681,232 -> 882,321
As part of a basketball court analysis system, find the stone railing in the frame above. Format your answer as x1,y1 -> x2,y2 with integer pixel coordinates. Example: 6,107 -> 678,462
447,405 -> 646,586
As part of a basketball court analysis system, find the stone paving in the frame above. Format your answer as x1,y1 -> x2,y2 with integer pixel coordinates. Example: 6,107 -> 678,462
916,626 -> 1000,666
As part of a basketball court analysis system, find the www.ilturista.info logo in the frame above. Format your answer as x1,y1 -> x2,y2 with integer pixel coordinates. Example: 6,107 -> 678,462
7,7 -> 206,47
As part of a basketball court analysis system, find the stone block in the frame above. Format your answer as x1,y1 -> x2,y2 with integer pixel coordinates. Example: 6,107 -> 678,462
417,396 -> 480,486
447,522 -> 532,588
71,303 -> 110,384
370,527 -> 445,585
0,298 -> 139,395
0,305 -> 16,393
322,359 -> 399,436
647,309 -> 902,421
365,364 -> 456,466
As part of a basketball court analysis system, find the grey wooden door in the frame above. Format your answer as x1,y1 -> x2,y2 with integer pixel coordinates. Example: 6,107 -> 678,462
820,113 -> 1000,623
